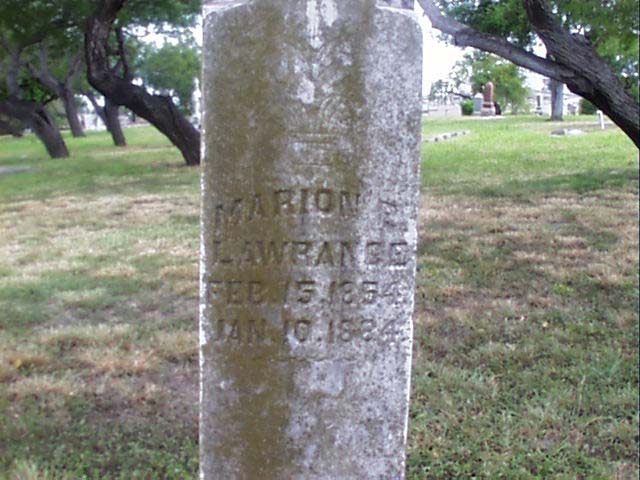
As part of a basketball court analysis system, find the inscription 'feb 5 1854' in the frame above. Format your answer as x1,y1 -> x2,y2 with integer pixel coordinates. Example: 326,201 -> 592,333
200,1 -> 422,479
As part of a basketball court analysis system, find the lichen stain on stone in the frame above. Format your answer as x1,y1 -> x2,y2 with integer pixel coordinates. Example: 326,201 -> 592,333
201,1 -> 421,478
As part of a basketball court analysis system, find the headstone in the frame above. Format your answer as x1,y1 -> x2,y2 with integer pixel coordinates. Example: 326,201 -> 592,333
551,128 -> 585,137
473,93 -> 483,114
597,110 -> 605,130
200,1 -> 422,479
481,81 -> 496,116
535,94 -> 543,115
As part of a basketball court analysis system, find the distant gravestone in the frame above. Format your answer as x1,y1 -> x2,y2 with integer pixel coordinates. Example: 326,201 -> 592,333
481,81 -> 496,117
0,166 -> 33,176
200,1 -> 422,478
535,94 -> 544,115
473,93 -> 483,115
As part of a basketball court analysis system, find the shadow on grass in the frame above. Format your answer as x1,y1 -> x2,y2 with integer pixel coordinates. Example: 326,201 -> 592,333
0,159 -> 200,203
0,387 -> 198,479
478,168 -> 639,200
408,194 -> 639,478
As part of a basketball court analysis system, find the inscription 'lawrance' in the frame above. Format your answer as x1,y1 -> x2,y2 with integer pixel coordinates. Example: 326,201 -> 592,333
210,239 -> 411,268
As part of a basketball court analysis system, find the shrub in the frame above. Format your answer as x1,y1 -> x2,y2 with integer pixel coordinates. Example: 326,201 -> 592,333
580,98 -> 598,115
460,99 -> 474,116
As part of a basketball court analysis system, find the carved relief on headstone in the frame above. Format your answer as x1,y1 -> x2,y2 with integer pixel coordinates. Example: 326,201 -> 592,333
379,0 -> 414,8
200,1 -> 422,478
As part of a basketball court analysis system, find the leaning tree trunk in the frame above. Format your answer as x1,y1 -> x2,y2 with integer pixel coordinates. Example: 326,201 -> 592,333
29,108 -> 70,158
60,89 -> 86,137
84,89 -> 126,146
549,79 -> 564,121
85,0 -> 201,165
3,47 -> 71,157
0,118 -> 24,137
524,0 -> 638,145
104,98 -> 126,146
0,99 -> 69,158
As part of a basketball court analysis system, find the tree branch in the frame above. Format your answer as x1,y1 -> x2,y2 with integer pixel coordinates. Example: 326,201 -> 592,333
418,0 -> 639,147
6,47 -> 24,99
417,0 -> 575,83
114,26 -> 132,81
523,0 -> 639,145
29,44 -> 61,95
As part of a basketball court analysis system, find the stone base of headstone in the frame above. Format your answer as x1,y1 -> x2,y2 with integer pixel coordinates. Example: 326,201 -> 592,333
481,102 -> 496,116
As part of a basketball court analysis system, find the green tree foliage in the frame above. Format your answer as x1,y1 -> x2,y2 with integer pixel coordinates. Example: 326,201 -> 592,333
453,51 -> 529,113
137,40 -> 200,116
459,99 -> 474,115
580,98 -> 598,115
438,0 -> 639,100
428,79 -> 451,101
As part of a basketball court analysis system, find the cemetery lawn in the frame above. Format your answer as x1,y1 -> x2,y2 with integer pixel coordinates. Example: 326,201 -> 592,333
0,117 -> 637,479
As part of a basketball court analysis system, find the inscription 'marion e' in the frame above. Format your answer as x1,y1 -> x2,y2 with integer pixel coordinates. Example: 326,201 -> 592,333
200,1 -> 422,478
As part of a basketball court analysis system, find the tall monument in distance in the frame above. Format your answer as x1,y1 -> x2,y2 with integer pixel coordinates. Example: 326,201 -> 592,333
481,81 -> 496,116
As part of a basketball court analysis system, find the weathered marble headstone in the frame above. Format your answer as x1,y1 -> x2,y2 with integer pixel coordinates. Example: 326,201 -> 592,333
200,1 -> 422,478
481,81 -> 496,116
473,93 -> 483,115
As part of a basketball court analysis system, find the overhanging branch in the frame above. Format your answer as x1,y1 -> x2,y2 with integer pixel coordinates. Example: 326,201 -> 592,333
418,0 -> 639,146
417,0 -> 578,84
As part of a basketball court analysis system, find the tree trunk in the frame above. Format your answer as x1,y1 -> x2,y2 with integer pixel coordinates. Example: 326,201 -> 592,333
104,98 -> 126,146
0,118 -> 24,137
84,89 -> 127,146
523,0 -> 638,145
549,79 -> 564,121
29,108 -> 70,158
60,89 -> 86,137
0,98 -> 69,158
85,0 -> 201,165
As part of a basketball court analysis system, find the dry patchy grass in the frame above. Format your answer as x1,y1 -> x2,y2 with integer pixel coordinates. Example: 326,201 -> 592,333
408,189 -> 639,478
0,122 -> 637,478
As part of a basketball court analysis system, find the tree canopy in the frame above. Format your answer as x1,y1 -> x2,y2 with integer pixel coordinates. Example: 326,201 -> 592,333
419,0 -> 639,146
137,40 -> 200,116
439,0 -> 639,99
0,0 -> 203,162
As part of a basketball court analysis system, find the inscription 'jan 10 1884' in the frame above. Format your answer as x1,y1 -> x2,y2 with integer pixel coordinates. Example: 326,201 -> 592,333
209,315 -> 404,347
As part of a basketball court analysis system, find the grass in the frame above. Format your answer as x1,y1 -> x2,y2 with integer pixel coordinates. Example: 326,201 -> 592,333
0,118 -> 638,479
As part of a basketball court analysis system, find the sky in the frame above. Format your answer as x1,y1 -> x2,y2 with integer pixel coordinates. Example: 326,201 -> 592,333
412,4 -> 548,93
413,2 -> 467,93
